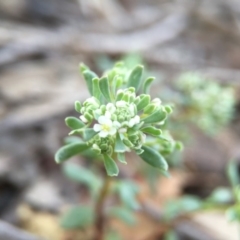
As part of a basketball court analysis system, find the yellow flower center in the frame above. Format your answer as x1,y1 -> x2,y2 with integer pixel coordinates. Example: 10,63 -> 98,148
102,124 -> 110,132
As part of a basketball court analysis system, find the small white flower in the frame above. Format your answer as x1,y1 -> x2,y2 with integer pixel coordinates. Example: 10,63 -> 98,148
93,116 -> 118,138
128,115 -> 140,127
116,100 -> 127,108
113,121 -> 121,129
80,115 -> 88,123
129,103 -> 136,116
92,144 -> 101,150
118,128 -> 127,133
106,103 -> 116,114
104,111 -> 112,119
85,97 -> 99,106
117,89 -> 123,95
152,98 -> 161,106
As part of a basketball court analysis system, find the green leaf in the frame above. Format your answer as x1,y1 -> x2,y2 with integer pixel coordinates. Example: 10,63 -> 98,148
74,101 -> 81,112
114,133 -> 127,153
142,77 -> 155,94
63,163 -> 101,195
136,95 -> 150,111
64,136 -> 82,145
117,152 -> 127,164
226,205 -> 240,222
82,70 -> 98,95
127,65 -> 143,91
69,129 -> 83,135
83,128 -> 97,141
118,181 -> 140,210
55,143 -> 89,163
79,62 -> 89,73
123,138 -> 134,148
141,126 -> 162,136
164,105 -> 173,114
109,207 -> 136,225
105,230 -> 122,240
139,146 -> 168,171
99,76 -> 112,102
141,109 -> 167,124
113,76 -> 123,94
103,154 -> 119,176
92,78 -> 101,100
227,160 -> 239,187
207,187 -> 233,204
164,196 -> 202,221
60,205 -> 94,229
164,231 -> 178,240
65,117 -> 85,130
175,141 -> 184,151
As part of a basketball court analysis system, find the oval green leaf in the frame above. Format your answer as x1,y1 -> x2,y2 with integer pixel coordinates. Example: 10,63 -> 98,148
74,101 -> 81,112
141,126 -> 162,136
136,95 -> 150,111
142,109 -> 167,124
65,117 -> 85,130
99,76 -> 112,102
55,142 -> 89,163
103,154 -> 119,176
60,205 -> 94,229
139,145 -> 168,171
142,77 -> 155,94
82,70 -> 98,95
127,65 -> 143,91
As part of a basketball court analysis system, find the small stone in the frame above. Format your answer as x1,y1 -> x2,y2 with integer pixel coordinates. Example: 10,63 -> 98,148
24,179 -> 63,212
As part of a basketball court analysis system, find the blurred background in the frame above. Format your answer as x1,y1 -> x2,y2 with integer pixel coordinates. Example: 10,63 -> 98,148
0,0 -> 240,240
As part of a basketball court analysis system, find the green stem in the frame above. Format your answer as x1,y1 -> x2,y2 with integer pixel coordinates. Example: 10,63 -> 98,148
93,174 -> 111,240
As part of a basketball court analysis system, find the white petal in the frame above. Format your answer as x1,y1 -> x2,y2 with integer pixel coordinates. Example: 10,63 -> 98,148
117,89 -> 123,94
92,144 -> 100,150
99,130 -> 109,138
129,104 -> 135,116
106,103 -> 116,113
122,121 -> 129,127
118,128 -> 127,133
113,121 -> 121,129
80,115 -> 88,123
98,116 -> 108,124
86,97 -> 99,106
128,118 -> 135,128
93,124 -> 102,132
109,127 -> 117,135
152,98 -> 161,105
103,117 -> 113,127
116,100 -> 127,108
104,111 -> 112,119
134,115 -> 140,124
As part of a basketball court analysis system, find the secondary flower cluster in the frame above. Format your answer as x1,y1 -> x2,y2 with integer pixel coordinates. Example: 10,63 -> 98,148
55,62 -> 176,176
176,72 -> 235,134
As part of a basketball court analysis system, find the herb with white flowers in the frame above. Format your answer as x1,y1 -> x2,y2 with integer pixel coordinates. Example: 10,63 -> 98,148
55,63 -> 172,177
55,62 -> 177,240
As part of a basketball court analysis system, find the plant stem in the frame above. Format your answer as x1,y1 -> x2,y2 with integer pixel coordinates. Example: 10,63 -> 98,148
94,174 -> 111,240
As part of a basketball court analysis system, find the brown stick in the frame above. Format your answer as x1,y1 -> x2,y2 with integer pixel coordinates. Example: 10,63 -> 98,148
94,175 -> 111,240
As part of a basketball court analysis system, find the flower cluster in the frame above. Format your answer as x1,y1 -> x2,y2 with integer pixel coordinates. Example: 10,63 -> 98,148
176,72 -> 235,134
55,62 -> 176,176
78,86 -> 168,158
